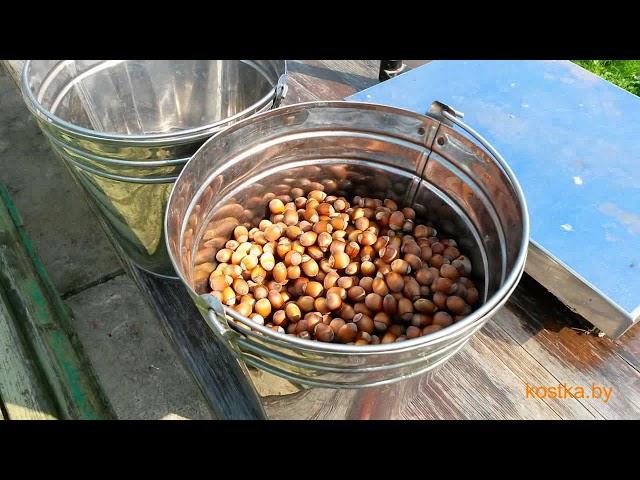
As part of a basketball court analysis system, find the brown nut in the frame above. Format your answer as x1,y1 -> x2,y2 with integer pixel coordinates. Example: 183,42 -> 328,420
391,259 -> 410,274
337,276 -> 355,289
397,298 -> 414,321
360,261 -> 376,276
337,302 -> 355,320
329,318 -> 346,334
232,278 -> 249,296
401,239 -> 421,255
433,291 -> 448,309
360,245 -> 375,262
345,241 -> 361,258
215,248 -> 233,263
430,254 -> 446,269
305,312 -> 323,331
353,313 -> 375,333
413,225 -> 430,238
330,252 -> 351,270
314,323 -> 335,342
383,294 -> 398,315
272,262 -> 288,283
420,245 -> 433,262
284,250 -> 302,266
385,272 -> 405,292
380,246 -> 399,263
388,324 -> 404,337
337,322 -> 358,343
259,252 -> 275,271
466,287 -> 479,305
372,277 -> 389,297
234,302 -> 252,318
373,312 -> 391,332
347,286 -> 366,302
404,253 -> 422,271
446,295 -> 468,315
406,325 -> 421,338
272,310 -> 287,326
326,290 -> 343,311
264,225 -> 283,242
414,298 -> 437,314
314,297 -> 331,314
209,274 -> 229,292
221,286 -> 236,306
381,332 -> 397,344
286,265 -> 301,280
359,276 -> 374,293
403,277 -> 421,300
344,262 -> 360,275
358,231 -> 377,246
299,231 -> 318,247
297,295 -> 315,313
323,271 -> 340,290
440,263 -> 460,280
415,267 -> 434,286
433,311 -> 453,327
301,258 -> 319,277
433,277 -> 454,293
305,281 -> 324,298
422,324 -> 443,335
353,302 -> 373,317
285,303 -> 302,322
389,211 -> 405,230
443,246 -> 461,259
410,314 -> 432,328
254,298 -> 272,317
291,277 -> 309,297
253,285 -> 268,299
267,290 -> 285,309
364,293 -> 383,311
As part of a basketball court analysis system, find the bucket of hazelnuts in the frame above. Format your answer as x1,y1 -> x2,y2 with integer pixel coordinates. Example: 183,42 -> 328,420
165,101 -> 529,419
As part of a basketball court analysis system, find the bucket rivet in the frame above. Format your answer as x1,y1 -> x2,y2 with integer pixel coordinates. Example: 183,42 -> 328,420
436,136 -> 446,146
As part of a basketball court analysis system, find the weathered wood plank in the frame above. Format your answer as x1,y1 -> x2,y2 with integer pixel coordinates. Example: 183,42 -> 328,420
0,184 -> 115,419
498,275 -> 640,420
403,315 -> 598,420
0,283 -> 58,420
1,60 -> 24,85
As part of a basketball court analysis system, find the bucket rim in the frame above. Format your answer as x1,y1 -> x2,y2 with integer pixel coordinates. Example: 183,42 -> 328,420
166,100 -> 531,354
20,60 -> 288,145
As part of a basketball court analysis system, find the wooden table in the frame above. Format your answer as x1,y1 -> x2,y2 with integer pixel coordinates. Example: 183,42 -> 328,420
4,60 -> 640,419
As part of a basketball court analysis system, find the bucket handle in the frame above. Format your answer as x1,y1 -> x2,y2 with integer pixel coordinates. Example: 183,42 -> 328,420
200,293 -> 297,349
426,101 -> 511,177
272,74 -> 289,109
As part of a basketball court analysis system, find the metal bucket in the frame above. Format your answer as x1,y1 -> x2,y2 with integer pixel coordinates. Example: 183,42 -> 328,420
20,60 -> 288,276
165,101 -> 529,419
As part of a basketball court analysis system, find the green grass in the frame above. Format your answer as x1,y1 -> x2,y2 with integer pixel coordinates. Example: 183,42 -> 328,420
572,60 -> 640,96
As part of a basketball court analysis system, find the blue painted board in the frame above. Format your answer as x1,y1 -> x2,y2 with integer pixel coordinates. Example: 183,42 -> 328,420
348,60 -> 640,317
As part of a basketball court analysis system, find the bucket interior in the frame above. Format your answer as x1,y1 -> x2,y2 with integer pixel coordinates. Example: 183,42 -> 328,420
190,159 -> 488,301
24,60 -> 282,136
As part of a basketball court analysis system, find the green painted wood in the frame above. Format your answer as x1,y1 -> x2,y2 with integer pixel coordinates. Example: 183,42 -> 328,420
0,283 -> 59,419
0,182 -> 115,419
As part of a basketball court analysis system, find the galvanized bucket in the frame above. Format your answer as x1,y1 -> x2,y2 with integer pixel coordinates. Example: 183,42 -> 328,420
165,101 -> 529,419
21,60 -> 288,277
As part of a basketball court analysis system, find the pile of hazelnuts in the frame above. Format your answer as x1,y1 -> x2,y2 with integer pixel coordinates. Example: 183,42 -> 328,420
202,189 -> 479,345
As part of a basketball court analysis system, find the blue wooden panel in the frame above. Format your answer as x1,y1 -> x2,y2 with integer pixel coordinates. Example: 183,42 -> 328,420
348,60 -> 640,317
